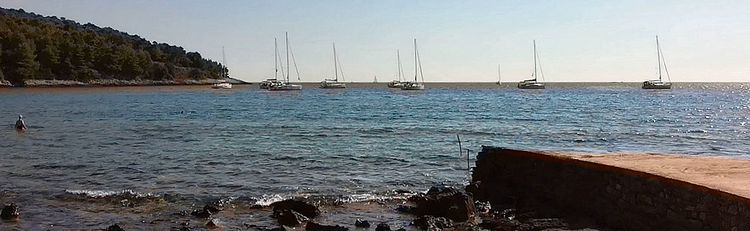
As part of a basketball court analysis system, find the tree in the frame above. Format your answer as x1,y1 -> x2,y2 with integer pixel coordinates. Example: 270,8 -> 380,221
0,44 -> 4,80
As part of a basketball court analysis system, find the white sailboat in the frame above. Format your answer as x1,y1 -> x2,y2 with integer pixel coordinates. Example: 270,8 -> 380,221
387,49 -> 404,88
517,40 -> 545,89
400,39 -> 425,90
320,43 -> 346,89
260,38 -> 281,89
642,36 -> 672,89
269,32 -> 302,91
212,46 -> 232,89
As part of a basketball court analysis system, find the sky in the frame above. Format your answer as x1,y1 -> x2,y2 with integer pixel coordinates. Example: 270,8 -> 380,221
1,0 -> 749,82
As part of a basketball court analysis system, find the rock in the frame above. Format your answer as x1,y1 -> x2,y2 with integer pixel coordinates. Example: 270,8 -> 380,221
191,207 -> 212,218
395,205 -> 416,214
354,219 -> 370,228
203,204 -> 222,214
273,209 -> 309,226
409,186 -> 475,222
395,229 -> 406,231
244,224 -> 287,231
105,223 -> 125,231
0,203 -> 20,220
271,199 -> 320,218
206,219 -> 220,229
414,216 -> 453,230
375,223 -> 391,231
305,221 -> 349,231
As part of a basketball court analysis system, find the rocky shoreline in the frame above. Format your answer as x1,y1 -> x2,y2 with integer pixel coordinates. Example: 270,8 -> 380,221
0,78 -> 250,87
0,186 -> 596,230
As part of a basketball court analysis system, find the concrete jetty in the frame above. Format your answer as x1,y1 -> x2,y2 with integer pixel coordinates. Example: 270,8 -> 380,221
471,147 -> 750,230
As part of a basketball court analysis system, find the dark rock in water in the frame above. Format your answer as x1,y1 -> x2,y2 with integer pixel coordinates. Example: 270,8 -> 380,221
271,199 -> 320,218
395,205 -> 416,214
409,186 -> 475,222
354,219 -> 370,228
375,223 -> 391,231
414,215 -> 453,230
0,203 -> 20,220
395,229 -> 406,231
205,219 -> 220,229
244,224 -> 287,231
203,204 -> 222,214
305,221 -> 349,231
479,217 -> 568,230
526,218 -> 568,229
273,209 -> 309,226
191,207 -> 212,218
105,223 -> 125,231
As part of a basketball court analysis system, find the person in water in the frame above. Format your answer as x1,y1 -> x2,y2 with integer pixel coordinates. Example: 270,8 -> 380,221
15,115 -> 27,131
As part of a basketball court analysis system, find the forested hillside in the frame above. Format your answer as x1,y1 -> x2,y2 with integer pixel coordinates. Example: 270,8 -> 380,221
0,7 -> 226,86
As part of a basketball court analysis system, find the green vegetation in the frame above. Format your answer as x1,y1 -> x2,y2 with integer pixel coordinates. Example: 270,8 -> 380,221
0,7 -> 226,86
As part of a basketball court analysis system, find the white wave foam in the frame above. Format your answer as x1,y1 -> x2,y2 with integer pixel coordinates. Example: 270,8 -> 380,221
252,194 -> 286,206
64,189 -> 154,198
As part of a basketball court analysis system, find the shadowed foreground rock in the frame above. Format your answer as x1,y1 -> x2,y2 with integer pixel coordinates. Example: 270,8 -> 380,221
0,203 -> 19,220
305,221 -> 349,231
105,223 -> 125,231
354,219 -> 370,228
409,186 -> 475,222
374,223 -> 391,231
273,209 -> 309,226
271,199 -> 320,218
414,215 -> 453,230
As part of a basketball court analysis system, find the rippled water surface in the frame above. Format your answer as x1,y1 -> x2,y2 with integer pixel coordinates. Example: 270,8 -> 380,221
1,82 -> 749,229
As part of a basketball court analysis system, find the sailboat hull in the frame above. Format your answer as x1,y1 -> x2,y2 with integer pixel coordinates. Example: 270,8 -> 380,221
387,81 -> 403,88
517,81 -> 545,89
320,80 -> 346,89
268,83 -> 303,91
400,82 -> 424,90
642,81 -> 672,89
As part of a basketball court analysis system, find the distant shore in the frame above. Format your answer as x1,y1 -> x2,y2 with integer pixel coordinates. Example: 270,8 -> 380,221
0,78 -> 251,88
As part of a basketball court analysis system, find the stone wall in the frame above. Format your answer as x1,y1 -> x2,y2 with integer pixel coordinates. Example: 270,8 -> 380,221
470,147 -> 750,231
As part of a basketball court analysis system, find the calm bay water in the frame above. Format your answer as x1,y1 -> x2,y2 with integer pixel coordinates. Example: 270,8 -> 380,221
0,82 -> 749,229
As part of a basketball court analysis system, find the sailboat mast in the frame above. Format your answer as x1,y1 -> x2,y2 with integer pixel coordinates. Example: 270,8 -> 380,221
497,64 -> 501,83
285,32 -> 290,82
274,38 -> 278,79
333,43 -> 338,81
414,39 -> 418,82
397,49 -> 403,81
656,35 -> 662,81
533,40 -> 537,81
221,46 -> 226,78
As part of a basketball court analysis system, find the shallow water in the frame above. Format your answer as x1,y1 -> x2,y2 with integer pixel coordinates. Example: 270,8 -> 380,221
0,83 -> 749,229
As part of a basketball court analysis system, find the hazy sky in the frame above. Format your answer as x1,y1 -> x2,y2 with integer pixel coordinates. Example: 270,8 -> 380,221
2,0 -> 749,82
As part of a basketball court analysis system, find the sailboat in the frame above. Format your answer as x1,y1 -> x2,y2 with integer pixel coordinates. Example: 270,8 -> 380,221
642,36 -> 672,89
212,46 -> 232,89
400,39 -> 425,90
387,49 -> 404,88
269,32 -> 303,91
517,40 -> 546,89
260,38 -> 281,89
496,64 -> 502,85
320,43 -> 346,89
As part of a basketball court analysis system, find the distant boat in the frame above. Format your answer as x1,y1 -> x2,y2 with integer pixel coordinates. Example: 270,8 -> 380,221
320,42 -> 346,89
212,46 -> 232,89
401,39 -> 425,90
517,40 -> 545,89
260,38 -> 281,89
269,32 -> 302,91
642,36 -> 672,89
496,64 -> 502,85
387,49 -> 404,88
373,75 -> 378,83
